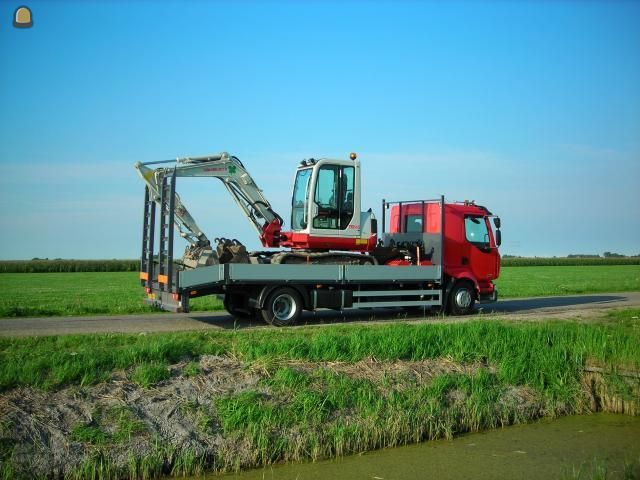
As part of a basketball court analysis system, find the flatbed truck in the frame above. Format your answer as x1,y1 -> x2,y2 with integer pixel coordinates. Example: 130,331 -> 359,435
136,153 -> 501,326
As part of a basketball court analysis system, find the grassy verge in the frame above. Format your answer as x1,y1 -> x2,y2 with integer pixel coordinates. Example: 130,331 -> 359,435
0,265 -> 639,318
1,309 -> 638,393
1,310 -> 639,478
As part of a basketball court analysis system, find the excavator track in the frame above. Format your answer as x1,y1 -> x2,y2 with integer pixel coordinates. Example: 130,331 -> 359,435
270,251 -> 377,265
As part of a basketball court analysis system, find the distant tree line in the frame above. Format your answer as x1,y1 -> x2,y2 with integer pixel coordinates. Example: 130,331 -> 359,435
0,259 -> 139,273
0,255 -> 638,272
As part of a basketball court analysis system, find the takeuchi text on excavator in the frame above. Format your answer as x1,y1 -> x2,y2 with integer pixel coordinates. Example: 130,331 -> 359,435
134,151 -> 502,321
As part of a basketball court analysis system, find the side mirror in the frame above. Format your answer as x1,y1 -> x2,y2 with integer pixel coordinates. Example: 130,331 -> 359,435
495,229 -> 502,247
493,217 -> 501,229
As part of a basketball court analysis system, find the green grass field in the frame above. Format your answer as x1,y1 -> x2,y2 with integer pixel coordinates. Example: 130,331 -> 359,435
495,265 -> 640,298
0,265 -> 638,318
0,272 -> 222,318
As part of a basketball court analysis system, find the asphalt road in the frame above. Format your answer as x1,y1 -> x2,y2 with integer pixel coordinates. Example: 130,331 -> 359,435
1,291 -> 639,337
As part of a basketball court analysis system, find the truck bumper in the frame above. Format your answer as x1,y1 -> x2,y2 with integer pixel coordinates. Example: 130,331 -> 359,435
144,290 -> 188,313
479,289 -> 498,304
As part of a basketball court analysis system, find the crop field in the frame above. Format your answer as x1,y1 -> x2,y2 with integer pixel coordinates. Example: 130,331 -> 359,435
0,257 -> 638,273
494,265 -> 640,298
0,265 -> 638,318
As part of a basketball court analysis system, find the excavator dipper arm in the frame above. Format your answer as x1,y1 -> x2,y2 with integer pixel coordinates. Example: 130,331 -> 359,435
134,152 -> 283,250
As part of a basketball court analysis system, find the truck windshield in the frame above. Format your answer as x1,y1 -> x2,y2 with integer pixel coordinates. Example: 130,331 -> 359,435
291,168 -> 312,230
464,216 -> 490,248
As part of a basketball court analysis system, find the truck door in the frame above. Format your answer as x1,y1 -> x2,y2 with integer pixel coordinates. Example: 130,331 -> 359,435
464,216 -> 499,283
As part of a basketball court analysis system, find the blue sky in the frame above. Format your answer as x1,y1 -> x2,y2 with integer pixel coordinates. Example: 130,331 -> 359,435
0,0 -> 638,259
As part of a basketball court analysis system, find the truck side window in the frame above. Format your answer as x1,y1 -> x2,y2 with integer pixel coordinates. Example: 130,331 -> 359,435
405,214 -> 423,233
464,216 -> 490,248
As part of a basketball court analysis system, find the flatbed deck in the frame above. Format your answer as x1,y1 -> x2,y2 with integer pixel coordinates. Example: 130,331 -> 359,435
180,264 -> 442,289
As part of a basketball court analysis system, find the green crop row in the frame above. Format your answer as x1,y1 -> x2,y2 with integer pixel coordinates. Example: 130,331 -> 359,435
501,257 -> 640,267
0,257 -> 638,273
0,259 -> 139,273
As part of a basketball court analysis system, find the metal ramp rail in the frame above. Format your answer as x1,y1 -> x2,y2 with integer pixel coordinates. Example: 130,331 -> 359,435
140,169 -> 182,310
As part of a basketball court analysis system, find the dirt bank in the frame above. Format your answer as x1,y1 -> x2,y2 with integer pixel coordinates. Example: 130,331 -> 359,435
1,354 -> 638,479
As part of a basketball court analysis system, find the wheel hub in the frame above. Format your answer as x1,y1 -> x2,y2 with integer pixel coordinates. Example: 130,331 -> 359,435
455,289 -> 472,309
272,294 -> 297,321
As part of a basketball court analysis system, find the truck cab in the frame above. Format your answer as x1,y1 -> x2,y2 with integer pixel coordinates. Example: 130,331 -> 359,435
384,200 -> 501,314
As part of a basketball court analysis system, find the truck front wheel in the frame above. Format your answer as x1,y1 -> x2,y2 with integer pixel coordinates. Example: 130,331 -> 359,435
448,281 -> 476,315
260,287 -> 303,326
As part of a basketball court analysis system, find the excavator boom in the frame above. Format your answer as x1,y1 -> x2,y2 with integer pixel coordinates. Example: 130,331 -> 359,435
134,152 -> 283,251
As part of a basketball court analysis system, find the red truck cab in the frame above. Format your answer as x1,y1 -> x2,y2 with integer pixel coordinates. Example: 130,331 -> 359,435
384,199 -> 501,314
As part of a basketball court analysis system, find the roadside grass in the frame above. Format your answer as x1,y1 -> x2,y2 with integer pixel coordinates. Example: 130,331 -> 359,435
131,361 -> 171,388
1,310 -> 638,395
0,333 -> 227,390
600,308 -> 640,330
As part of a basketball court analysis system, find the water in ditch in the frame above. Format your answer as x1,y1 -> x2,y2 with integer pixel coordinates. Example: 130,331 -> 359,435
193,413 -> 640,479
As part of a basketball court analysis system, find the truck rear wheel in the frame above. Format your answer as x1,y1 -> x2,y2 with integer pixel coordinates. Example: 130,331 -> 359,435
260,287 -> 303,326
448,281 -> 476,315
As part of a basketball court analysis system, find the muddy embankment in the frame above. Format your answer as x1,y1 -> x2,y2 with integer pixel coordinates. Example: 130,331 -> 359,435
1,355 -> 639,479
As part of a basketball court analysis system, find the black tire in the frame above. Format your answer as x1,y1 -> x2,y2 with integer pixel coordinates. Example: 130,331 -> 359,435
260,287 -> 303,326
448,281 -> 476,315
223,294 -> 256,320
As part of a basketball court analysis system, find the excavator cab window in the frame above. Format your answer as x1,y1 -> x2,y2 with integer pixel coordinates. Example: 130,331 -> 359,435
313,165 -> 354,230
341,167 -> 355,229
291,168 -> 312,230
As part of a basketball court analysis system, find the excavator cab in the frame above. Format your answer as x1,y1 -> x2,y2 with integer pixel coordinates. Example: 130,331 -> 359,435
280,156 -> 377,252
